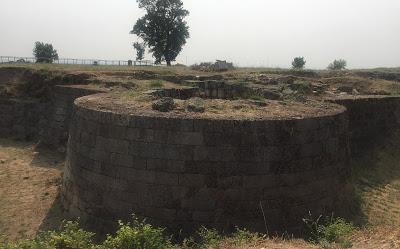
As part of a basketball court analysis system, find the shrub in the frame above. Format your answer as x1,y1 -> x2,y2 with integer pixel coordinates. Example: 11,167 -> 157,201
292,57 -> 306,70
328,59 -> 347,70
99,216 -> 173,249
33,42 -> 59,63
196,227 -> 222,249
303,213 -> 354,249
0,221 -> 96,249
231,227 -> 260,245
289,81 -> 312,94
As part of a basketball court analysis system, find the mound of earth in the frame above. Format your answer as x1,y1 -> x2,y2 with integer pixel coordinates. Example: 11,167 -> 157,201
77,93 -> 345,120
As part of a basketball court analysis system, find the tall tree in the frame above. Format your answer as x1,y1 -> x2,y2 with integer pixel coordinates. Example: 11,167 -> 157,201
133,42 -> 145,61
130,0 -> 190,66
33,42 -> 59,63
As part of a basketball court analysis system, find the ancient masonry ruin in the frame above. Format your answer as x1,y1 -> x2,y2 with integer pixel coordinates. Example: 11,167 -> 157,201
1,80 -> 400,234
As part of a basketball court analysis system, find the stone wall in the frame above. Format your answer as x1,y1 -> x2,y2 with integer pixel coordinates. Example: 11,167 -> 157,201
145,81 -> 282,101
61,97 -> 350,234
0,98 -> 47,139
197,81 -> 281,100
0,85 -> 106,145
40,85 -> 107,146
329,96 -> 400,156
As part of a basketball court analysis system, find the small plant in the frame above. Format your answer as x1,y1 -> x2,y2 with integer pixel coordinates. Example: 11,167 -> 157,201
197,227 -> 222,249
290,81 -> 312,94
292,57 -> 306,70
1,221 -> 96,249
231,227 -> 260,246
328,59 -> 347,70
247,93 -> 265,101
149,80 -> 164,88
100,215 -> 173,249
303,213 -> 354,249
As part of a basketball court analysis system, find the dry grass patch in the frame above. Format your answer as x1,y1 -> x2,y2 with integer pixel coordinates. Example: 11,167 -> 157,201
0,139 -> 65,241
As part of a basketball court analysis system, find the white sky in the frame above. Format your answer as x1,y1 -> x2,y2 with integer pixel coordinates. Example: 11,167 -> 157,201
0,0 -> 399,69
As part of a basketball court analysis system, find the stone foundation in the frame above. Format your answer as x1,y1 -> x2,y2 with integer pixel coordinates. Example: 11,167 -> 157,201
1,77 -> 400,234
0,85 -> 106,146
61,96 -> 350,233
329,96 -> 400,156
40,85 -> 107,146
147,81 -> 281,100
0,98 -> 47,139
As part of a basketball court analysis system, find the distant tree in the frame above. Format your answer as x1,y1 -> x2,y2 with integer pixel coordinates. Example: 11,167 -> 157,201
33,42 -> 59,63
133,42 -> 146,61
130,0 -> 190,66
328,59 -> 347,70
292,57 -> 306,70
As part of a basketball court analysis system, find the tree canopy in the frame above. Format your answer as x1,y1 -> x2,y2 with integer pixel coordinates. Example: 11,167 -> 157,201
130,0 -> 190,66
328,59 -> 347,70
33,42 -> 59,63
292,57 -> 306,70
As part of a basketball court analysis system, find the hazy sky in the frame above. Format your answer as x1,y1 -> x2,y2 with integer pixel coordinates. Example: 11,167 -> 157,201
1,0 -> 399,68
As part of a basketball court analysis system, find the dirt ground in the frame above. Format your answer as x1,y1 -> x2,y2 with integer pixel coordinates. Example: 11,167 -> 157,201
0,138 -> 65,241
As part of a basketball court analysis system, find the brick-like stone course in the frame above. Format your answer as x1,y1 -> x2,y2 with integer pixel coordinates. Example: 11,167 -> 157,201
61,98 -> 351,233
40,85 -> 107,146
0,85 -> 106,145
329,95 -> 400,156
0,98 -> 48,139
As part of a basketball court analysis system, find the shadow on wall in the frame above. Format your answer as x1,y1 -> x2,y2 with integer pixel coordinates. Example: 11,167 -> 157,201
37,193 -> 70,233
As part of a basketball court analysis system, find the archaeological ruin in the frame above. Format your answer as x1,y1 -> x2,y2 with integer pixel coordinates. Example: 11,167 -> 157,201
1,67 -> 400,234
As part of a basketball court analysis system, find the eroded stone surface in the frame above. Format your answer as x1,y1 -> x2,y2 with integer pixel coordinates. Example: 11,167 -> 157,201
61,93 -> 352,234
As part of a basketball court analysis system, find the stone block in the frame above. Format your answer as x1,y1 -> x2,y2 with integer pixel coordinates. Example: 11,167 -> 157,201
179,174 -> 207,187
147,159 -> 184,173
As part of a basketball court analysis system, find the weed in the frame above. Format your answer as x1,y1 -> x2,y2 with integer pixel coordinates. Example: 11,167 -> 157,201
248,93 -> 265,101
231,227 -> 260,246
292,81 -> 312,94
149,80 -> 165,88
303,213 -> 354,249
1,221 -> 96,249
100,215 -> 174,249
196,227 -> 222,249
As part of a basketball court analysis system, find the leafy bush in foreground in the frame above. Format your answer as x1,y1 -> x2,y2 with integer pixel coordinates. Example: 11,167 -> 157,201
99,216 -> 173,249
303,213 -> 354,249
0,214 -> 354,249
0,221 -> 95,249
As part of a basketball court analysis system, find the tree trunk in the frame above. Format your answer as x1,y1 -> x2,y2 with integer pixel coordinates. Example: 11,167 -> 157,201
166,60 -> 171,66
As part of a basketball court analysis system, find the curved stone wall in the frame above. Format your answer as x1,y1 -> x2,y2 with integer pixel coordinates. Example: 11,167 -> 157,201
0,85 -> 106,144
40,85 -> 107,146
329,95 -> 400,156
61,96 -> 350,233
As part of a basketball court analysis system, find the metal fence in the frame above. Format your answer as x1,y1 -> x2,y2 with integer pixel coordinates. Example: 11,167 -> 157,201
0,56 -> 154,66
